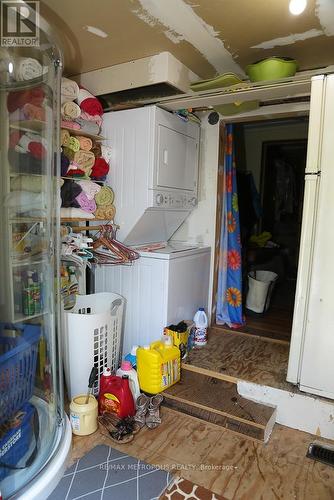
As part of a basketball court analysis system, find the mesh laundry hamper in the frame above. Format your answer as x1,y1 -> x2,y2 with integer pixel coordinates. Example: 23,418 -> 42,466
246,271 -> 278,314
62,292 -> 124,399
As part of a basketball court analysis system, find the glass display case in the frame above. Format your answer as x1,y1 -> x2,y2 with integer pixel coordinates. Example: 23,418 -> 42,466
0,2 -> 71,498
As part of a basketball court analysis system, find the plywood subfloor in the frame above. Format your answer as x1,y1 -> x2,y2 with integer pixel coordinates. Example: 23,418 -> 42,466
70,407 -> 334,500
242,305 -> 293,342
184,328 -> 292,391
163,369 -> 276,441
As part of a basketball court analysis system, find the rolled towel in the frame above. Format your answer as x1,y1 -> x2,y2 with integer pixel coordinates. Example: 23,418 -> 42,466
77,136 -> 93,151
91,142 -> 102,157
75,191 -> 97,213
101,145 -> 112,164
61,101 -> 81,120
14,57 -> 43,81
61,120 -> 81,130
61,77 -> 79,102
94,204 -> 116,220
73,150 -> 95,171
66,166 -> 87,177
75,118 -> 100,136
22,103 -> 45,121
18,132 -> 47,159
61,152 -> 70,176
67,136 -> 80,153
80,110 -> 103,127
91,157 -> 109,180
76,87 -> 103,116
61,180 -> 82,207
60,207 -> 95,219
7,87 -> 44,113
95,186 -> 114,206
77,180 -> 101,200
61,129 -> 71,147
62,147 -> 75,162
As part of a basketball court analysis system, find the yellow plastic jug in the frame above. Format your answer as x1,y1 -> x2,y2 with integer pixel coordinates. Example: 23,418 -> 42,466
137,339 -> 181,394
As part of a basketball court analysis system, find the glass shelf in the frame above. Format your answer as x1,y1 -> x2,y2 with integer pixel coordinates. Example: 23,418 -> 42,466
10,119 -> 105,141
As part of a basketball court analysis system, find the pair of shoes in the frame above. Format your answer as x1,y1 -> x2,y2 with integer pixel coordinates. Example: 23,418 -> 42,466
98,413 -> 140,444
134,394 -> 163,429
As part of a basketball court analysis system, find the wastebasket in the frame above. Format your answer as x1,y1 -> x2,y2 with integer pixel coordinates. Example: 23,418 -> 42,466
246,270 -> 278,314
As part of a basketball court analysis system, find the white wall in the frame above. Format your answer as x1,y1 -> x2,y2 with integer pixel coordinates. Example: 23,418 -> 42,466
171,114 -> 219,318
244,121 -> 309,190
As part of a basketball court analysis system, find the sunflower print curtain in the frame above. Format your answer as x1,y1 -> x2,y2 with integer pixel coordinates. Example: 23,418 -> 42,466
216,124 -> 245,328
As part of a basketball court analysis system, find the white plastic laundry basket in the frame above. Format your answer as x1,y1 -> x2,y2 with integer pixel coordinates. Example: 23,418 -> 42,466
62,292 -> 125,399
246,271 -> 278,314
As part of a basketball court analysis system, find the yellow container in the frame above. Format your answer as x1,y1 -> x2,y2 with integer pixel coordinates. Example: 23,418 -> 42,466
137,340 -> 181,394
70,394 -> 98,436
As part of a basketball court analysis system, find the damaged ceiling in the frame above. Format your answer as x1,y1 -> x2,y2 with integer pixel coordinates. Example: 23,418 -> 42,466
40,0 -> 334,79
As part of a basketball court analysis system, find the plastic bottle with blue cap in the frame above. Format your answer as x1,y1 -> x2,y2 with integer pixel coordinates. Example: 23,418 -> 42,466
193,307 -> 208,346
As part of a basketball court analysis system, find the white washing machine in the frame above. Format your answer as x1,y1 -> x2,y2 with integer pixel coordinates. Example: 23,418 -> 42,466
95,243 -> 210,356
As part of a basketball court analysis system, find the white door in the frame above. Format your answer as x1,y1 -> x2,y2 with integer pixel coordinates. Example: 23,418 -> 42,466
297,74 -> 334,398
156,124 -> 198,191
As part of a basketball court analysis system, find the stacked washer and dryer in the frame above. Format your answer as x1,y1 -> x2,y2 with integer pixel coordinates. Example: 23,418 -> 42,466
95,105 -> 210,355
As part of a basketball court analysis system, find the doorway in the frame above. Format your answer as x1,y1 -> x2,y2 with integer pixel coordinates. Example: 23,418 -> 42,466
215,117 -> 309,342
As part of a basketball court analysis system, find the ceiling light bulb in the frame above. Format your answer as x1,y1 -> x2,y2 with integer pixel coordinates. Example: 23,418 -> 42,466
289,0 -> 307,15
8,62 -> 13,74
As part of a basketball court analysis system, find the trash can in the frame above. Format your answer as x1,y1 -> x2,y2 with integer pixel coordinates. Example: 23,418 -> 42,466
246,271 -> 278,314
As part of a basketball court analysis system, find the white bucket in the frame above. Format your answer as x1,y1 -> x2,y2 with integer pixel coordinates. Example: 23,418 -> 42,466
246,270 -> 278,314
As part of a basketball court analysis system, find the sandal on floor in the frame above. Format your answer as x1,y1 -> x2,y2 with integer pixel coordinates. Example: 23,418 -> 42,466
134,394 -> 150,428
146,394 -> 164,429
98,414 -> 139,443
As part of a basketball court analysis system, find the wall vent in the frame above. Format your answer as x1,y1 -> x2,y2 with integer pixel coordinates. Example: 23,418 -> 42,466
307,442 -> 334,467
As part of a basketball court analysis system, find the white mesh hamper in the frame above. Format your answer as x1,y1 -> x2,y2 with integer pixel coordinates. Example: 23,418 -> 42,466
62,292 -> 124,399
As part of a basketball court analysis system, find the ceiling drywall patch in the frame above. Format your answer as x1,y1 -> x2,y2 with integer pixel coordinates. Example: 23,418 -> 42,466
251,29 -> 323,50
133,0 -> 244,75
316,0 -> 334,36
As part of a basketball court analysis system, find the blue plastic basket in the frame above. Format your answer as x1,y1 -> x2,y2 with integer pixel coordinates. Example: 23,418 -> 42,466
0,324 -> 41,425
0,402 -> 35,480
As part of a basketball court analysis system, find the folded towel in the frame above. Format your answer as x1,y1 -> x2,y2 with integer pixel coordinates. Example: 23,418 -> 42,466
60,207 -> 95,219
101,145 -> 112,163
61,77 -> 79,102
67,136 -> 80,153
77,136 -> 93,151
76,87 -> 103,116
61,181 -> 82,207
7,87 -> 44,113
95,186 -> 114,206
91,157 -> 109,180
22,103 -> 45,121
61,120 -> 81,130
77,180 -> 101,200
75,191 -> 97,213
61,129 -> 71,147
73,150 -> 95,171
11,175 -> 43,193
66,165 -> 87,177
5,190 -> 44,210
80,110 -> 103,127
17,132 -> 47,160
14,57 -> 43,81
75,118 -> 100,136
61,152 -> 70,176
61,101 -> 81,120
94,204 -> 116,220
8,149 -> 42,175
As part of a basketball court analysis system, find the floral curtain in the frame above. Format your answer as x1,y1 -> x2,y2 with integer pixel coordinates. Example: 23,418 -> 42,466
216,124 -> 244,328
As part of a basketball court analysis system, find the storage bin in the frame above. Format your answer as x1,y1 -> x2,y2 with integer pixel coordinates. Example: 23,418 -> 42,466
0,324 -> 41,425
62,293 -> 125,399
0,402 -> 37,480
246,270 -> 278,314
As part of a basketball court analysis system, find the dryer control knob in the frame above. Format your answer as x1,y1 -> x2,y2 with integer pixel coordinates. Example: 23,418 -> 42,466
156,193 -> 164,206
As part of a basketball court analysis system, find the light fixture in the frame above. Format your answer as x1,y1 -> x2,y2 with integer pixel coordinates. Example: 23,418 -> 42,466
83,25 -> 108,38
289,0 -> 307,15
8,62 -> 13,74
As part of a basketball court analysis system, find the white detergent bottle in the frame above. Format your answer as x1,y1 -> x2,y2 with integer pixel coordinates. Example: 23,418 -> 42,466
193,307 -> 208,346
116,361 -> 141,402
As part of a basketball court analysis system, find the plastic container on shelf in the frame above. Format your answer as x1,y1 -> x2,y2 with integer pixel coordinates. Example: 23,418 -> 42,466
116,361 -> 140,401
137,339 -> 180,394
193,308 -> 208,346
62,292 -> 124,399
69,394 -> 98,436
98,368 -> 135,417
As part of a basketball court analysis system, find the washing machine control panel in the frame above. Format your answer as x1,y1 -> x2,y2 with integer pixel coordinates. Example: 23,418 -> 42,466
152,191 -> 197,209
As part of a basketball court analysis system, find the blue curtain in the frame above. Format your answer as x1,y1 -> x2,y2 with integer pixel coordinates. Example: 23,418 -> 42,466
216,124 -> 244,328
